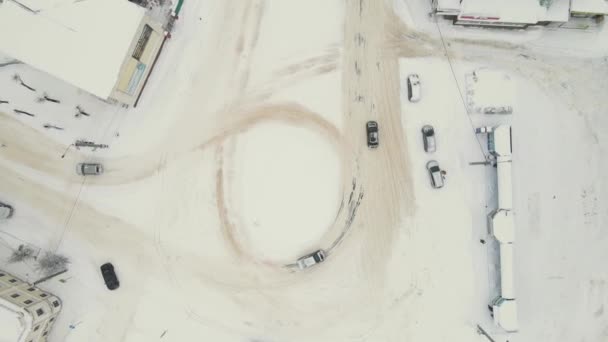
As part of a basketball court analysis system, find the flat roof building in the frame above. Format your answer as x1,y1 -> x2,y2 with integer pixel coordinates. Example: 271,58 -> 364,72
0,0 -> 166,106
433,0 -> 605,27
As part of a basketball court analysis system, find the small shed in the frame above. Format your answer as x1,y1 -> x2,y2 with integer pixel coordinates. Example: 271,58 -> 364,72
570,0 -> 608,17
492,297 -> 519,332
432,0 -> 461,15
488,125 -> 513,158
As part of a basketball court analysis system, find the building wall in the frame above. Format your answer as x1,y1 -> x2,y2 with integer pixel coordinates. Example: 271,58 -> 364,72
0,271 -> 62,342
110,15 -> 166,106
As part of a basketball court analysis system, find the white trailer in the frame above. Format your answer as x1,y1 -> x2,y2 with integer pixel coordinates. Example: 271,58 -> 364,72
496,161 -> 513,210
479,125 -> 518,334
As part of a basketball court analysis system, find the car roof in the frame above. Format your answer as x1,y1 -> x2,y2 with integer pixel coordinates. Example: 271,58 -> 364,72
431,170 -> 443,185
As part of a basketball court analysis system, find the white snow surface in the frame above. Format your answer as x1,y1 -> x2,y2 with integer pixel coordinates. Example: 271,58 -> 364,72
466,68 -> 515,114
13,0 -> 74,12
0,0 -> 145,99
0,1 -> 607,342
226,122 -> 342,263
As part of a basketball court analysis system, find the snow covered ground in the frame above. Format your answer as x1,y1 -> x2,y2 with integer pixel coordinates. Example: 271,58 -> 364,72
0,1 -> 607,342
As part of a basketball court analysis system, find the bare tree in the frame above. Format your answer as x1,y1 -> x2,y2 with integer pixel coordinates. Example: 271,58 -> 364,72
8,244 -> 36,263
12,73 -> 36,91
36,252 -> 70,275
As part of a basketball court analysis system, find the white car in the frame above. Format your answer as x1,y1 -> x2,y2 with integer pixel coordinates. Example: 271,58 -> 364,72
77,163 -> 104,176
296,250 -> 326,270
407,74 -> 421,102
0,202 -> 13,220
426,160 -> 445,189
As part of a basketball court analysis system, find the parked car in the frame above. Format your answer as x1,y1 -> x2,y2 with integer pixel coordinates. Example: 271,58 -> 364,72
0,202 -> 13,220
426,160 -> 445,189
366,121 -> 379,148
421,125 -> 436,153
296,250 -> 326,270
78,163 -> 103,176
100,263 -> 119,290
407,74 -> 421,102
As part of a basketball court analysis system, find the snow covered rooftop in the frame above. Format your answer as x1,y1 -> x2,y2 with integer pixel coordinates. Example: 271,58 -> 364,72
491,210 -> 515,243
460,0 -> 542,24
494,299 -> 519,332
435,0 -> 461,12
538,0 -> 571,22
492,125 -> 512,157
571,0 -> 608,14
0,299 -> 28,342
0,0 -> 145,99
499,243 -> 516,299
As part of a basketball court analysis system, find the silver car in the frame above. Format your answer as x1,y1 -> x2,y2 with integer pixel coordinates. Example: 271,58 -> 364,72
426,160 -> 445,189
0,202 -> 13,220
78,163 -> 104,176
296,250 -> 326,270
407,74 -> 421,102
421,125 -> 436,153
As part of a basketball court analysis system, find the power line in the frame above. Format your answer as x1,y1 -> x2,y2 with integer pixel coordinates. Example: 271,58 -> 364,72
434,17 -> 487,160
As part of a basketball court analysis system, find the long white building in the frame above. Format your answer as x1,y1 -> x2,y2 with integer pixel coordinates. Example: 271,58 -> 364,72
477,125 -> 518,333
433,0 -> 606,28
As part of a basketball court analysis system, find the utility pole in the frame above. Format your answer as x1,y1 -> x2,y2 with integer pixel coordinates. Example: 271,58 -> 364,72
476,324 -> 497,342
33,269 -> 68,286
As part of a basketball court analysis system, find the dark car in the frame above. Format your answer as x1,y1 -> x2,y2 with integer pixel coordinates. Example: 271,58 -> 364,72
421,125 -> 436,153
100,263 -> 119,290
366,121 -> 379,148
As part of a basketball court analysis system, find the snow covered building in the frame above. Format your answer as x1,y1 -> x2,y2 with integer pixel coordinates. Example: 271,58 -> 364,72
432,0 -> 601,28
0,0 -> 166,106
476,125 -> 518,333
0,270 -> 62,342
570,0 -> 608,17
489,209 -> 518,333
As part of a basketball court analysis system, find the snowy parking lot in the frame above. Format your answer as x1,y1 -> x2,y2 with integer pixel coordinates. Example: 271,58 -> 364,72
1,0 -> 607,342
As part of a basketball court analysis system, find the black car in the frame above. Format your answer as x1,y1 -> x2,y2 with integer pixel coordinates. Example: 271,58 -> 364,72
366,121 -> 379,148
421,125 -> 436,153
100,263 -> 119,290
